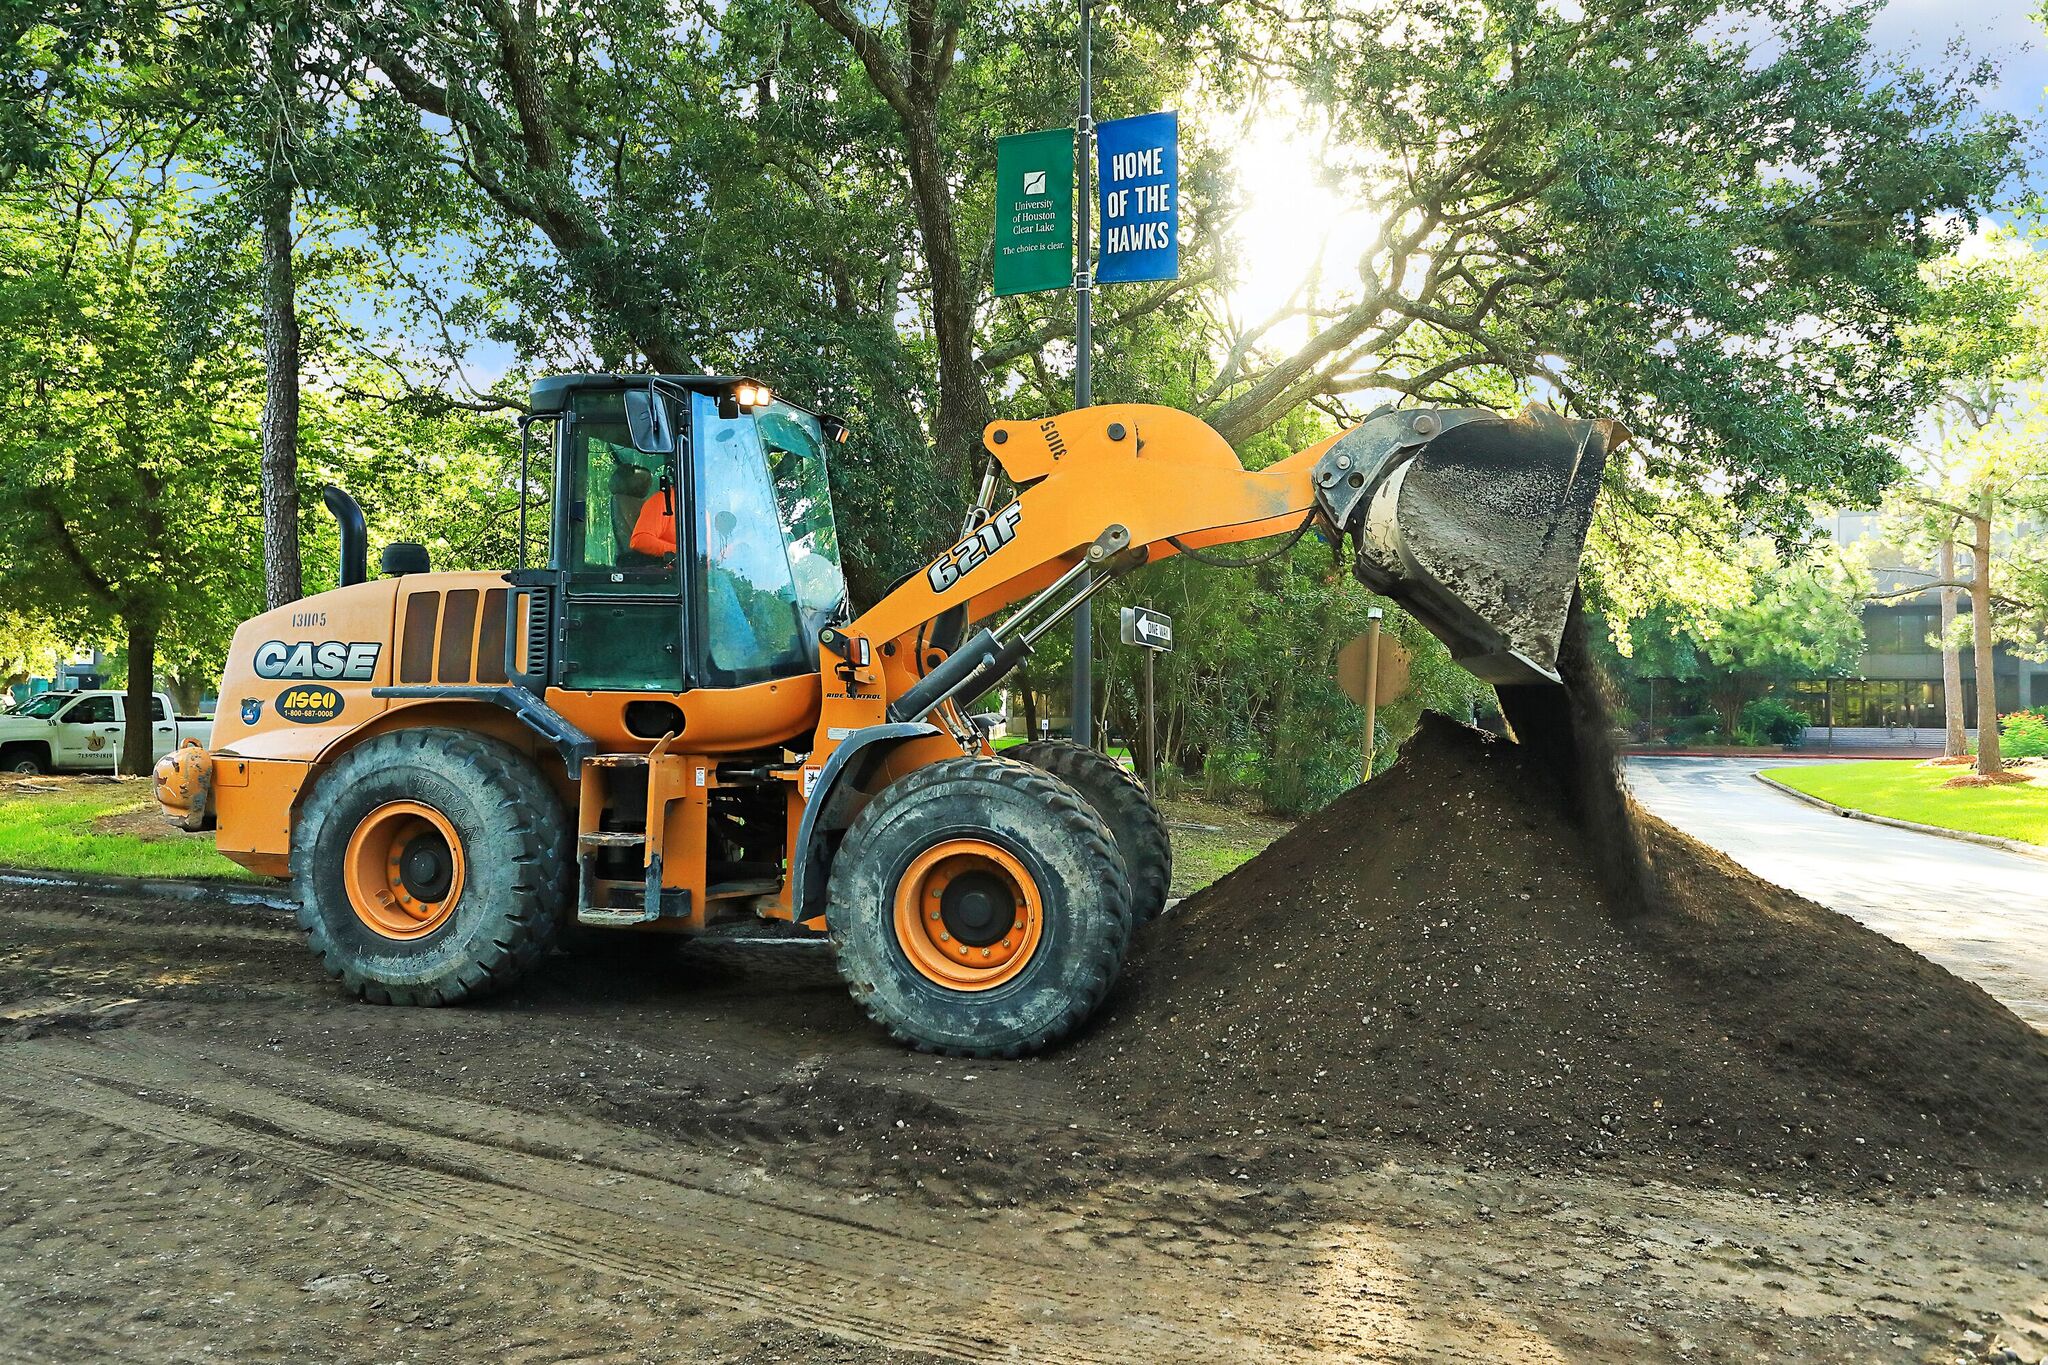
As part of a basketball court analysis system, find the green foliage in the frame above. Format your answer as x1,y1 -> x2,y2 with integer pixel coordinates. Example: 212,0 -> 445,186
1664,711 -> 1723,748
1739,698 -> 1809,747
0,0 -> 2030,804
1999,708 -> 2048,760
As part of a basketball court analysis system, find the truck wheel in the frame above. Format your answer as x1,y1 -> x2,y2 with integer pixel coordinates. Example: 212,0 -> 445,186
827,757 -> 1131,1058
293,728 -> 569,1006
1009,740 -> 1172,923
1,746 -> 47,775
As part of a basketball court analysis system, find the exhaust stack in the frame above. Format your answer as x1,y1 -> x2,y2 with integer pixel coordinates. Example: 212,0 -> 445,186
1313,406 -> 1623,686
323,485 -> 368,589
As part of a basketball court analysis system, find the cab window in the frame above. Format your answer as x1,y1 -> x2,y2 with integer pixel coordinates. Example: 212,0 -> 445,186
691,392 -> 813,684
566,391 -> 674,577
70,696 -> 115,724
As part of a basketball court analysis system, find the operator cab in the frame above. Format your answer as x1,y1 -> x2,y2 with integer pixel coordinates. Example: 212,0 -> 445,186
517,374 -> 849,705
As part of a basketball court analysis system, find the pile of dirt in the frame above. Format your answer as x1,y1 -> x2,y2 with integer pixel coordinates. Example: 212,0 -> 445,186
1073,714 -> 2048,1191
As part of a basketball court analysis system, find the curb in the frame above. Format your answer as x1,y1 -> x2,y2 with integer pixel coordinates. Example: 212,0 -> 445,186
1627,750 -> 1921,761
1750,773 -> 2048,863
0,866 -> 297,913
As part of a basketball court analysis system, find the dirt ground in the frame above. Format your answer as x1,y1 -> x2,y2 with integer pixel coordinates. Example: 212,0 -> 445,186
1,879 -> 2044,1364
1077,718 -> 2048,1194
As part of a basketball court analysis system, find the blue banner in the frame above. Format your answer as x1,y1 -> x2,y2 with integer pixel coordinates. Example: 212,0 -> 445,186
1096,111 -> 1179,284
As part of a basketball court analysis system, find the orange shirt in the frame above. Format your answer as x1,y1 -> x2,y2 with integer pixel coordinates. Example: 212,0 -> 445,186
630,495 -> 676,556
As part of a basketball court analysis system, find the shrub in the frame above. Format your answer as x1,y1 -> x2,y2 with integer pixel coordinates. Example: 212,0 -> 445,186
1663,710 -> 1723,746
1739,698 -> 1808,747
2000,708 -> 2048,759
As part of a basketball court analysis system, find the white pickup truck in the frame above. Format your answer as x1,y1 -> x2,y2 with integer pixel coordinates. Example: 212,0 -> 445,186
0,690 -> 213,774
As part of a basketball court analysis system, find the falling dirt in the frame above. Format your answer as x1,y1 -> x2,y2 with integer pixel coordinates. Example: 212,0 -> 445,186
1072,712 -> 2048,1193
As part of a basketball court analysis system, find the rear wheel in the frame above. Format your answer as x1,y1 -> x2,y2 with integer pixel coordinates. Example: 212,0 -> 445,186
827,757 -> 1130,1058
293,728 -> 569,1005
1009,739 -> 1172,923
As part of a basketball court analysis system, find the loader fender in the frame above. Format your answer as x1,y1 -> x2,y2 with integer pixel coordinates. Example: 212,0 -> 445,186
790,722 -> 942,921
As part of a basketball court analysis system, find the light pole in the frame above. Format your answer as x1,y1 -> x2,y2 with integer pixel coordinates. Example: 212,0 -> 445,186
1070,0 -> 1095,748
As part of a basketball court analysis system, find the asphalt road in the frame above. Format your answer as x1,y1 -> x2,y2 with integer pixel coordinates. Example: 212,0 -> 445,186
1626,757 -> 2048,1031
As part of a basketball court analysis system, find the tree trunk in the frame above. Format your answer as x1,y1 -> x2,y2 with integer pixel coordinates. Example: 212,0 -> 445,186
900,102 -> 987,519
120,616 -> 157,777
166,675 -> 205,717
1938,535 -> 1966,758
1020,679 -> 1039,739
259,37 -> 303,611
1972,507 -> 2001,775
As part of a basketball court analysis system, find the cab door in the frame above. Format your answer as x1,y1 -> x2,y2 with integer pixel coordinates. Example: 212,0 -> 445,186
554,387 -> 689,692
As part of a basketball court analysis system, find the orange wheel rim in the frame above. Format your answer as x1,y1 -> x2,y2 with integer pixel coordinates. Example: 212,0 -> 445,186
892,838 -> 1043,991
342,800 -> 466,940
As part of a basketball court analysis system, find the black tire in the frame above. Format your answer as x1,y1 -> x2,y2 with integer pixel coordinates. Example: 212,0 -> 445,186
827,756 -> 1131,1058
292,728 -> 569,1006
1,746 -> 47,775
1009,739 -> 1172,923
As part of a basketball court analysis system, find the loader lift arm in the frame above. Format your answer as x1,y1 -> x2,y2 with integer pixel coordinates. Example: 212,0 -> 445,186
819,400 -> 1624,748
784,400 -> 1623,925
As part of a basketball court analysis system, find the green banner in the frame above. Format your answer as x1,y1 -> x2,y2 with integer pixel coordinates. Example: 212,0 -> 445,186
993,128 -> 1074,297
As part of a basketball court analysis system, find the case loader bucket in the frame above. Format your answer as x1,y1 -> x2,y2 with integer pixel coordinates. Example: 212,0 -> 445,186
1313,406 -> 1624,686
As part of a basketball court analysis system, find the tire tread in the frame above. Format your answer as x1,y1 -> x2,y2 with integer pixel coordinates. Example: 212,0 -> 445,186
827,756 -> 1130,1059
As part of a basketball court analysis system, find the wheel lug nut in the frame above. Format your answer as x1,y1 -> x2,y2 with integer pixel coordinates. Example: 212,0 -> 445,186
939,932 -> 950,941
980,948 -> 990,958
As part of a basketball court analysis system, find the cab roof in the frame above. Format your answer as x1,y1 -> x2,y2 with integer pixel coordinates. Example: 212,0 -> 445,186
527,373 -> 835,425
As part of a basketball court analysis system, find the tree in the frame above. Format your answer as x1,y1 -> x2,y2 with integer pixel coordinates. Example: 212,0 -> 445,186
0,100 -> 264,773
254,4 -> 307,610
1595,540 -> 1864,742
1880,227 -> 2048,773
1198,2 -> 2016,531
0,610 -> 68,691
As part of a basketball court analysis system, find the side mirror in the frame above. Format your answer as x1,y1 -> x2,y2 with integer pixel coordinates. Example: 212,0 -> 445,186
624,385 -> 674,455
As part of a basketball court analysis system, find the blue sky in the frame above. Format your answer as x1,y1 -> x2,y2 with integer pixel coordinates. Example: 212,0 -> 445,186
1866,0 -> 2047,190
1867,0 -> 2044,117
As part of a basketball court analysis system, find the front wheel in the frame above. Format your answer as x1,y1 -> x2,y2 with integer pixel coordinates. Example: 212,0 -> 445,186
1,747 -> 47,775
292,728 -> 569,1006
827,757 -> 1131,1058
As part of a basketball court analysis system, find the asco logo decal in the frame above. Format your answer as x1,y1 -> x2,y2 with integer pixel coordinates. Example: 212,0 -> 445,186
274,686 -> 344,724
926,500 -> 1024,593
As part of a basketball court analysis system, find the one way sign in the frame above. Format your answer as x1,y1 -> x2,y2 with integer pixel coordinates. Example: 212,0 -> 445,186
1120,606 -> 1173,652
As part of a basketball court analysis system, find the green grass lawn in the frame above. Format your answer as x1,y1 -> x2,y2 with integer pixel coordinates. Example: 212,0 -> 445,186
1156,793 -> 1290,898
993,733 -> 1134,762
0,771 -> 1284,895
1762,761 -> 2048,846
0,780 -> 261,881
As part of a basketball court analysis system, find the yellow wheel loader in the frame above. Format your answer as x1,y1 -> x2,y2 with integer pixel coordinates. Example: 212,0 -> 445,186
156,374 -> 1621,1056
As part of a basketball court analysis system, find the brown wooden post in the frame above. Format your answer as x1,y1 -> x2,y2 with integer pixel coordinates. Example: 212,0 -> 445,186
1362,608 -> 1383,781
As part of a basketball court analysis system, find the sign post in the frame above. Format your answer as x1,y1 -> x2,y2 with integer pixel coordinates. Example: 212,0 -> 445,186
1362,608 -> 1382,782
993,4 -> 1179,752
1337,610 -> 1412,781
1071,0 -> 1096,749
1120,605 -> 1173,790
